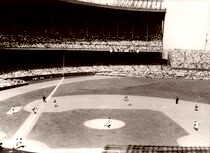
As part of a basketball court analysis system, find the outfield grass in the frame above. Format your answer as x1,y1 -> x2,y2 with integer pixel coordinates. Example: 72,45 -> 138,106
54,77 -> 210,104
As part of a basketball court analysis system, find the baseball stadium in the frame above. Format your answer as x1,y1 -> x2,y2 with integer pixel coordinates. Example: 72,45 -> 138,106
0,0 -> 210,153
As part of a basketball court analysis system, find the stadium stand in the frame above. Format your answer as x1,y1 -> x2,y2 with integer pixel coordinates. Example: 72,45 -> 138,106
0,0 -> 209,90
0,0 -> 165,52
77,0 -> 164,10
0,35 -> 163,52
0,78 -> 27,90
1,64 -> 210,89
0,0 -> 209,88
168,49 -> 210,70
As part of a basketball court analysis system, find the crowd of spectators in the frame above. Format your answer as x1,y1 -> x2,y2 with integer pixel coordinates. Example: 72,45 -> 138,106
1,65 -> 210,89
168,49 -> 210,70
96,65 -> 210,80
0,34 -> 162,52
0,78 -> 27,89
78,0 -> 164,9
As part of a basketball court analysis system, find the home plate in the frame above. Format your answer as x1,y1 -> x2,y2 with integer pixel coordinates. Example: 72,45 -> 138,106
2,139 -> 49,152
84,119 -> 125,130
0,132 -> 6,139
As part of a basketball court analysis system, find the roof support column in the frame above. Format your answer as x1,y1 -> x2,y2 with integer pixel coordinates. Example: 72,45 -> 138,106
86,19 -> 89,38
116,20 -> 119,39
146,22 -> 149,51
131,20 -> 134,39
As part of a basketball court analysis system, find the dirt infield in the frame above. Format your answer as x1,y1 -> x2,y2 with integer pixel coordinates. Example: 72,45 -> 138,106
24,95 -> 209,148
0,76 -> 209,153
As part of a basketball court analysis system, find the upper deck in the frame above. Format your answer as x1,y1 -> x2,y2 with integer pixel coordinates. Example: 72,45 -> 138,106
60,0 -> 166,12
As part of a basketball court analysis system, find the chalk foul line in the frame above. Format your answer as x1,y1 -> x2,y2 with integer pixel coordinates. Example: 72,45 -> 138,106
8,77 -> 64,149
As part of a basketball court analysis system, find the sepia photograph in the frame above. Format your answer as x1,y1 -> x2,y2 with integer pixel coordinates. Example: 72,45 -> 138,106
0,0 -> 209,152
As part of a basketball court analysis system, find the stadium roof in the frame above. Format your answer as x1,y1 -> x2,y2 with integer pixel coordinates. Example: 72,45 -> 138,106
0,0 -> 166,13
59,0 -> 166,12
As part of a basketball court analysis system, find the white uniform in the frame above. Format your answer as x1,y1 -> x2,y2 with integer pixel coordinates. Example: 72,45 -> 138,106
104,117 -> 111,128
194,105 -> 199,111
193,121 -> 200,131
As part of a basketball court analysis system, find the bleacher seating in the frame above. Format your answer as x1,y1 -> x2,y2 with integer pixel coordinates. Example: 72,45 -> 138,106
1,64 -> 210,89
0,34 -> 163,52
0,78 -> 27,89
168,49 -> 210,70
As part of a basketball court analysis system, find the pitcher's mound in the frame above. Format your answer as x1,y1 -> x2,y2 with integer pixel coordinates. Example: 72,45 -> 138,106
84,119 -> 125,130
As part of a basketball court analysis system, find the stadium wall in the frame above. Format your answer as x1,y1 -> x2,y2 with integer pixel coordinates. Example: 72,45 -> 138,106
207,1 -> 210,51
163,0 -> 210,51
162,0 -> 210,69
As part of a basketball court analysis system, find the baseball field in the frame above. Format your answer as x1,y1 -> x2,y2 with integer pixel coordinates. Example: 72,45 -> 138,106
0,75 -> 209,153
